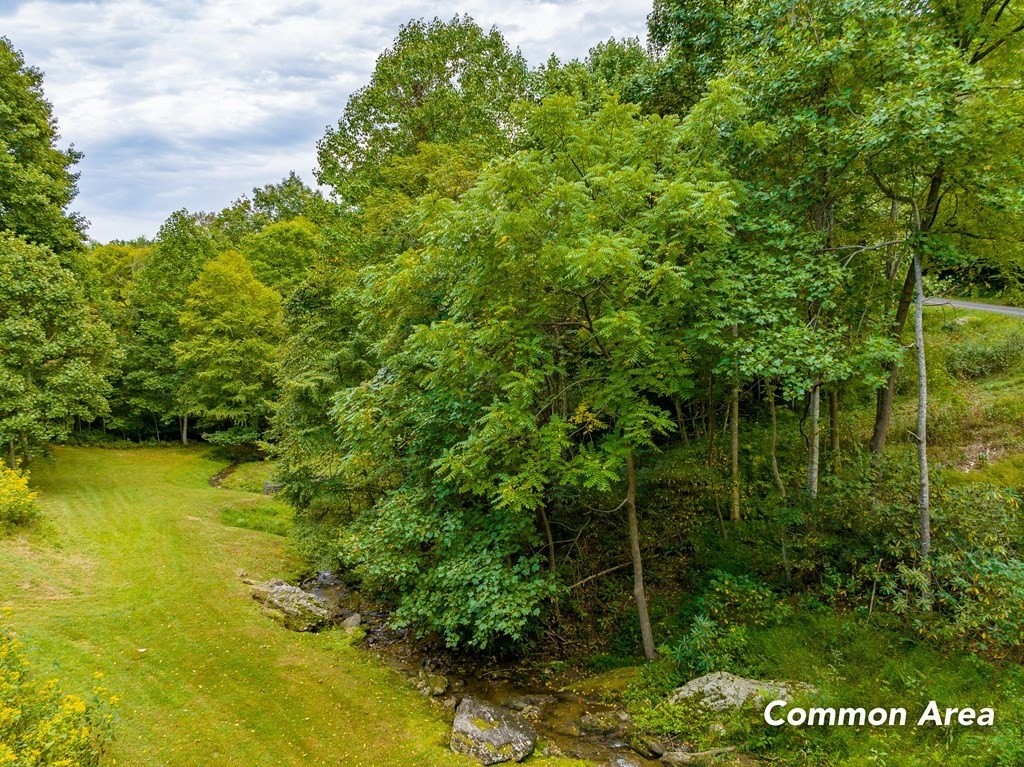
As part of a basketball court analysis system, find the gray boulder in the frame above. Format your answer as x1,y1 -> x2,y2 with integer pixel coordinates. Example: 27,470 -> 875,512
668,671 -> 808,711
251,579 -> 331,631
450,696 -> 537,765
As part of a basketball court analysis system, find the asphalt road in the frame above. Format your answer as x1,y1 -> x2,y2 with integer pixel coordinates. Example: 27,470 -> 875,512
923,297 -> 1024,318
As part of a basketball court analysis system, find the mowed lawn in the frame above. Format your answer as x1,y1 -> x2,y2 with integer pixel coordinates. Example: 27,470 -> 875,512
0,447 -> 478,767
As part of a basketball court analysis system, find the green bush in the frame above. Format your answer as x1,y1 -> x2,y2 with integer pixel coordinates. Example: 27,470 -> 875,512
0,619 -> 114,765
699,571 -> 792,628
0,467 -> 38,528
945,333 -> 1024,379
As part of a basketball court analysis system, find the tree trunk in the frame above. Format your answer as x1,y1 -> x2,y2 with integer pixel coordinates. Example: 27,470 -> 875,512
807,385 -> 820,498
153,415 -> 161,442
7,439 -> 15,470
768,382 -> 786,499
672,394 -> 688,443
870,260 -> 916,454
180,414 -> 189,446
538,506 -> 556,573
914,251 -> 931,558
626,451 -> 657,660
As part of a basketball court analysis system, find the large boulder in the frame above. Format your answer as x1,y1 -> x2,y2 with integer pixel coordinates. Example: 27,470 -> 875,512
669,671 -> 806,711
450,696 -> 537,765
250,579 -> 331,631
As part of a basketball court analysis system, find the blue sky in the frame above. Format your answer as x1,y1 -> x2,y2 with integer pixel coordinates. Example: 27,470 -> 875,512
2,0 -> 652,242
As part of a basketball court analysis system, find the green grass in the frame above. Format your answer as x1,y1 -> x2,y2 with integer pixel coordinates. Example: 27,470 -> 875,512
217,497 -> 294,536
620,614 -> 1024,766
0,447 -> 580,767
219,459 -> 278,494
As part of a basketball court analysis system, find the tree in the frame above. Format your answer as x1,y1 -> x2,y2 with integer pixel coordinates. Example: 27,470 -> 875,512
0,232 -> 113,465
329,96 -> 736,653
0,38 -> 85,258
316,15 -> 529,204
174,251 -> 283,445
121,210 -> 217,440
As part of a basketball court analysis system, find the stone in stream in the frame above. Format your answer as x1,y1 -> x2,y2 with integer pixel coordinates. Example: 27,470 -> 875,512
607,756 -> 644,767
579,709 -> 632,737
668,671 -> 811,712
450,696 -> 537,765
627,731 -> 666,759
250,579 -> 331,632
414,669 -> 450,697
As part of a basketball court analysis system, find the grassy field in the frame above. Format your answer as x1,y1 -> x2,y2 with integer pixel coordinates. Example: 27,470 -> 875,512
0,447 -> 568,767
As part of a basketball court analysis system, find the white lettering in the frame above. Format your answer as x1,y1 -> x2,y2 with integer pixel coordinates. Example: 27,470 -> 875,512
837,707 -> 866,726
787,707 -> 808,726
918,701 -> 942,726
978,709 -> 995,726
764,700 -> 787,727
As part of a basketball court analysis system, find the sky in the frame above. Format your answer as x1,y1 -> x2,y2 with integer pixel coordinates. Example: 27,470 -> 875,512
2,0 -> 653,243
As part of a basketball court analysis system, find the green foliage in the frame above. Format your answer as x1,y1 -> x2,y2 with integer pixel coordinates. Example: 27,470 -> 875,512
0,233 -> 113,461
316,15 -> 529,204
174,251 -> 283,439
0,467 -> 37,528
698,571 -> 792,629
945,333 -> 1024,379
0,619 -> 113,766
0,38 -> 84,258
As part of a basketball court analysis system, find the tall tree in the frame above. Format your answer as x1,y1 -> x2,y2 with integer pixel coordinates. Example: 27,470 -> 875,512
0,38 -> 85,259
0,233 -> 113,465
174,251 -> 283,445
316,15 -> 529,205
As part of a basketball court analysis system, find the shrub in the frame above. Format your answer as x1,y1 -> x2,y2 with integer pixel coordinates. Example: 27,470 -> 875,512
0,467 -> 38,528
0,620 -> 113,765
699,571 -> 792,628
945,333 -> 1024,379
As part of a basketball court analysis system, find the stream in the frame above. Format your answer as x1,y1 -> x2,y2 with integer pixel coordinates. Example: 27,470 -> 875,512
299,571 -> 666,766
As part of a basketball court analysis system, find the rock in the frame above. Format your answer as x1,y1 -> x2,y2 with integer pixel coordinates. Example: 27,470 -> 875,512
415,670 -> 449,697
251,579 -> 331,632
580,710 -> 631,737
341,613 -> 362,629
505,694 -> 553,712
628,732 -> 666,758
263,481 -> 283,495
668,671 -> 811,712
450,696 -> 537,765
550,720 -> 581,738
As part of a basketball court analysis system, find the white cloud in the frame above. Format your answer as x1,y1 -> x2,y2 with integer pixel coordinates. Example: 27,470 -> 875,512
3,0 -> 652,242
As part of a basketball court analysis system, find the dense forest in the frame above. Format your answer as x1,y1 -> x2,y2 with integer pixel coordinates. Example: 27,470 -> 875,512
3,2 -> 1024,765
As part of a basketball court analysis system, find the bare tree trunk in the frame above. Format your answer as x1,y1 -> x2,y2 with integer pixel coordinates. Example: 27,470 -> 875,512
180,414 -> 189,446
807,385 -> 820,498
153,415 -> 161,442
914,251 -> 931,558
626,452 -> 657,660
768,382 -> 786,499
7,439 -> 15,470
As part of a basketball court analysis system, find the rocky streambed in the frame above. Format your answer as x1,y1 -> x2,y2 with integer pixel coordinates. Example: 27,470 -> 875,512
243,571 -> 773,766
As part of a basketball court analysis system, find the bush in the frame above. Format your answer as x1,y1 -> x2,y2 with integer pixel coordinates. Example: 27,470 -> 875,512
945,333 -> 1024,379
0,620 -> 114,765
0,467 -> 38,528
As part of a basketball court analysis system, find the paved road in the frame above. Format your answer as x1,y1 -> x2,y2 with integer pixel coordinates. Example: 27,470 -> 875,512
924,297 -> 1024,318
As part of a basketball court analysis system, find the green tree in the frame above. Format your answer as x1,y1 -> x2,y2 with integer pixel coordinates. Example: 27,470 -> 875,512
330,96 -> 736,653
121,210 -> 217,440
316,15 -> 529,204
0,38 -> 84,258
174,251 -> 283,445
0,232 -> 113,465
